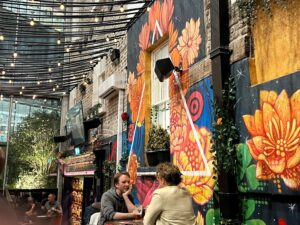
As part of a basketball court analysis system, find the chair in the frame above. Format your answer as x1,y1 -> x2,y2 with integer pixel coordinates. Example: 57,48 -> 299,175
89,212 -> 101,225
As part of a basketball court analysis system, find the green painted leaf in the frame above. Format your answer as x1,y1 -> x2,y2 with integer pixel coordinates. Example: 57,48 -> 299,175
246,165 -> 260,190
238,143 -> 252,168
238,185 -> 246,192
244,199 -> 255,219
206,208 -> 220,225
245,219 -> 266,225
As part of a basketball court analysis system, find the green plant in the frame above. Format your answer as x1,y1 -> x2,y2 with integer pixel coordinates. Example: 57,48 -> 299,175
211,74 -> 240,176
87,103 -> 102,119
146,124 -> 170,151
103,160 -> 116,191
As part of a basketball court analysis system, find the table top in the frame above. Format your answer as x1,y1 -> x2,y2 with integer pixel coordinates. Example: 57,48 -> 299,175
104,219 -> 143,225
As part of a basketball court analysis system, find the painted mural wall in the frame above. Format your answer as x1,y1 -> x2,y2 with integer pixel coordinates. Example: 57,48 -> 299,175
126,0 -> 300,224
126,0 -> 217,223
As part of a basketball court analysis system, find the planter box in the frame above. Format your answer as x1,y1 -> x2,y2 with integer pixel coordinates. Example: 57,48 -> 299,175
146,149 -> 170,167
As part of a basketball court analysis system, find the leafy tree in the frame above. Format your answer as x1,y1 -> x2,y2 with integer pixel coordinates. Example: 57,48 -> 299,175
7,111 -> 60,189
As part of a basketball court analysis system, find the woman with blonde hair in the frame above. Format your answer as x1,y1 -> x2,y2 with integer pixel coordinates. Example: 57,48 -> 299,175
143,162 -> 197,225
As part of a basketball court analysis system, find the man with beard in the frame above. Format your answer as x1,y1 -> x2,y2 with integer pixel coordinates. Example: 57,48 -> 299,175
98,172 -> 140,225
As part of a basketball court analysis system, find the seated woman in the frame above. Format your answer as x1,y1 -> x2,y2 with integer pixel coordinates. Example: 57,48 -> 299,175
24,197 -> 37,223
143,162 -> 197,225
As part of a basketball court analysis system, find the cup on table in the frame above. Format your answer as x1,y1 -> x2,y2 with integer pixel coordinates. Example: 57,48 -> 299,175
134,204 -> 143,219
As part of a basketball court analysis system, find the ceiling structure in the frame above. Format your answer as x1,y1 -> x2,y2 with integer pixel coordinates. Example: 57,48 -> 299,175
0,0 -> 153,98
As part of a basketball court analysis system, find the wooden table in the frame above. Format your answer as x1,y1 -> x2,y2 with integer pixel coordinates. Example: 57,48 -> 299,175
104,219 -> 143,225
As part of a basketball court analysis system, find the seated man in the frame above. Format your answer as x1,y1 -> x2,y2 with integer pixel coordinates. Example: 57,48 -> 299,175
43,194 -> 63,216
98,172 -> 140,225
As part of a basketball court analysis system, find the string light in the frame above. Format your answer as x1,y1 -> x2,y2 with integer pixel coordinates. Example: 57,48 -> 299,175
66,47 -> 70,52
147,7 -> 151,12
20,91 -> 23,95
22,86 -> 25,90
120,5 -> 124,12
11,63 -> 15,67
49,79 -> 52,83
63,92 -> 66,95
9,80 -> 12,83
53,88 -> 56,91
57,39 -> 61,45
106,36 -> 109,42
2,70 -> 5,75
58,62 -> 61,66
32,95 -> 36,99
30,20 -> 35,26
60,3 -> 65,10
0,35 -> 4,41
13,52 -> 18,58
48,68 -> 52,72
37,81 -> 41,85
95,17 -> 99,22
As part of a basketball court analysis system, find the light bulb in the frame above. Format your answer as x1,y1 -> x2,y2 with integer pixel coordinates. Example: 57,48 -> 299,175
60,3 -> 65,10
30,20 -> 35,26
22,86 -> 25,90
66,48 -> 70,52
0,35 -> 4,41
147,7 -> 151,12
13,52 -> 18,58
20,91 -> 22,95
53,88 -> 56,91
95,17 -> 99,22
48,68 -> 52,72
2,70 -> 5,75
58,62 -> 61,66
37,81 -> 41,85
106,36 -> 109,42
57,39 -> 61,45
33,95 -> 36,99
120,5 -> 124,12
11,63 -> 15,67
9,80 -> 12,83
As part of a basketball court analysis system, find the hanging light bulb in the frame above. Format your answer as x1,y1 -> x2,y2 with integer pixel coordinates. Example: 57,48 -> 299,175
49,79 -> 52,83
56,84 -> 59,88
0,35 -> 4,41
106,36 -> 109,42
147,7 -> 151,12
2,70 -> 5,75
30,19 -> 35,26
57,39 -> 61,45
95,17 -> 99,22
90,60 -> 93,64
32,95 -> 36,99
37,81 -> 41,85
20,91 -> 22,95
9,80 -> 12,83
22,86 -> 25,90
53,87 -> 56,91
120,5 -> 124,12
63,92 -> 66,95
60,3 -> 65,10
48,68 -> 52,72
13,52 -> 18,58
66,47 -> 70,52
11,63 -> 15,67
58,62 -> 61,66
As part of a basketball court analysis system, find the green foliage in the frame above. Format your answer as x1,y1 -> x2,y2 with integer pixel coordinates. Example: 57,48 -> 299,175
146,124 -> 170,151
243,199 -> 255,220
7,111 -> 60,189
103,160 -> 116,192
211,74 -> 240,176
206,208 -> 220,225
246,165 -> 260,190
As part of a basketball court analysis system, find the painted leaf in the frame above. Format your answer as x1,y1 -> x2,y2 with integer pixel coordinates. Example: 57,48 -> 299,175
246,165 -> 260,190
205,208 -> 220,225
245,219 -> 266,225
244,199 -> 255,220
237,143 -> 252,182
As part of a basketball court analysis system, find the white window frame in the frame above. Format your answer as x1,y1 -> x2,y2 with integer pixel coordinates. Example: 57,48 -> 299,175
151,42 -> 170,130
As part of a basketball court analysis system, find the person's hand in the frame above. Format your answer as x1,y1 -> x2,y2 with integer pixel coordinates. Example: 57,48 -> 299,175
122,185 -> 132,198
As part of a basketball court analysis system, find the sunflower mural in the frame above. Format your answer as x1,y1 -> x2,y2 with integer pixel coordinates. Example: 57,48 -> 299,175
242,90 -> 300,191
126,0 -> 216,223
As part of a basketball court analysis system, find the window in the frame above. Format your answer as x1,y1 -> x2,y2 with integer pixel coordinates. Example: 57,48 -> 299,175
151,43 -> 169,130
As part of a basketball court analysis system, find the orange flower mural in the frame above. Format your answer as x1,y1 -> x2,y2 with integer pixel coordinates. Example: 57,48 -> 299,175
160,0 -> 174,34
196,211 -> 204,225
129,74 -> 145,124
136,51 -> 145,76
168,22 -> 178,51
127,153 -> 138,185
178,18 -> 202,66
139,23 -> 150,51
243,90 -> 300,189
174,125 -> 216,205
148,0 -> 174,39
127,72 -> 136,103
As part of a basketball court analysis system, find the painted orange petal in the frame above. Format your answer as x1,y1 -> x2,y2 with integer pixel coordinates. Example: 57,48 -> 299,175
258,153 -> 286,174
246,139 -> 261,160
281,164 -> 300,189
186,183 -> 213,205
290,89 -> 300,127
262,103 -> 280,140
256,161 -> 275,180
196,211 -> 204,225
286,147 -> 300,168
260,90 -> 269,109
243,115 -> 258,137
274,90 -> 291,129
176,151 -> 193,171
139,23 -> 150,50
252,136 -> 273,155
160,0 -> 174,33
254,110 -> 265,136
148,1 -> 161,32
168,22 -> 178,51
169,48 -> 181,68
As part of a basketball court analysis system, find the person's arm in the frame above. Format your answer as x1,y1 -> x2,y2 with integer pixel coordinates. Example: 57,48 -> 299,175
122,188 -> 136,213
25,203 -> 36,216
143,192 -> 163,225
101,193 -> 139,221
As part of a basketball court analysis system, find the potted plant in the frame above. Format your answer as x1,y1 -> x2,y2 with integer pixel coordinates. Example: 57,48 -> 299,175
146,124 -> 170,167
211,74 -> 240,224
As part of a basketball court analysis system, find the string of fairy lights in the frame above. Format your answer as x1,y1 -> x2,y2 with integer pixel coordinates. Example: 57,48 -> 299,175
0,0 -> 153,98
